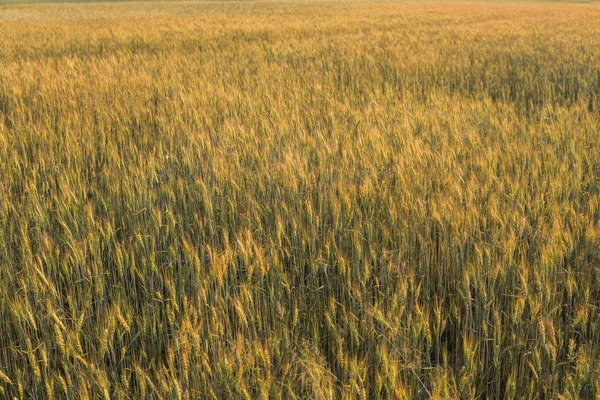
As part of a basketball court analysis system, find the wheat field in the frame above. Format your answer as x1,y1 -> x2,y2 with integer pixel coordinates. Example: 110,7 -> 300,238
1,1 -> 600,398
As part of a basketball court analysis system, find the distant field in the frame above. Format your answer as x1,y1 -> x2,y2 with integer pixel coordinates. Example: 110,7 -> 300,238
2,0 -> 599,6
1,1 -> 600,398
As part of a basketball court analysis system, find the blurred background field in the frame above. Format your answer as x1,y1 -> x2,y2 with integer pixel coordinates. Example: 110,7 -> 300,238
1,1 -> 600,398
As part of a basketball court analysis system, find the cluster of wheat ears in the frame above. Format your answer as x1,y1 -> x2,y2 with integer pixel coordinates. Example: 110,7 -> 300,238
1,1 -> 600,398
